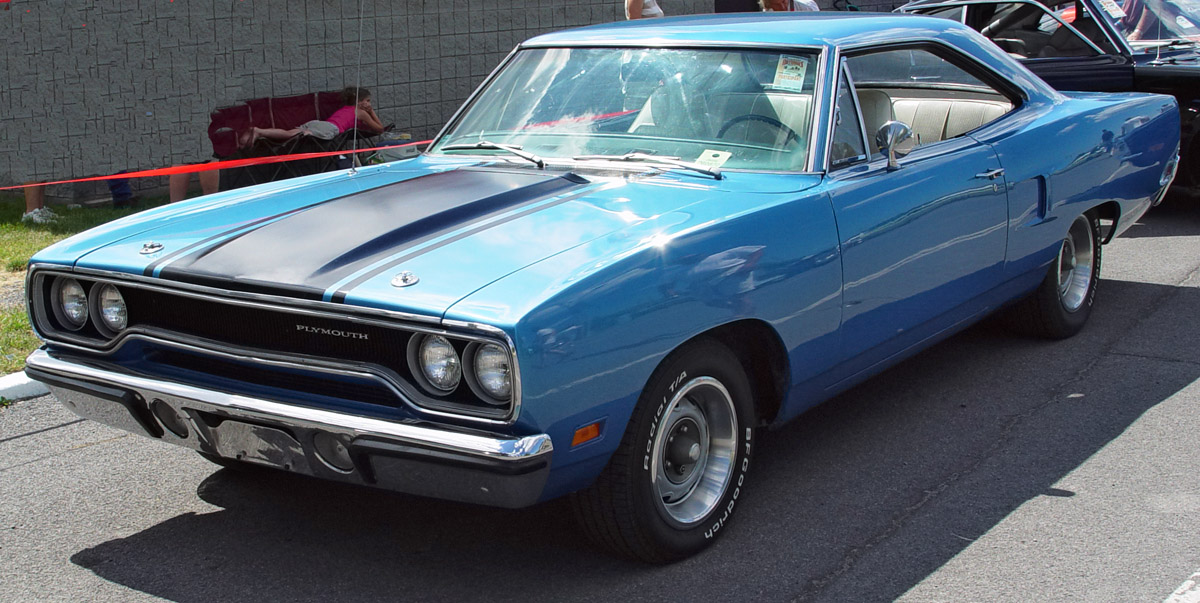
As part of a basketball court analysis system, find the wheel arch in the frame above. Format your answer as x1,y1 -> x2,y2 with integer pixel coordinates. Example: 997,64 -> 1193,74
679,319 -> 790,426
1089,200 -> 1121,244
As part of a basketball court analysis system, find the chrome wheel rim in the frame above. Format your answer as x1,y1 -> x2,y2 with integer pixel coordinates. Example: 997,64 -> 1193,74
1057,215 -> 1095,312
650,376 -> 738,526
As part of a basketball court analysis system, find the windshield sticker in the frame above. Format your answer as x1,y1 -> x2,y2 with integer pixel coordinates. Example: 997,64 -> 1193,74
695,150 -> 732,168
772,56 -> 810,92
1098,0 -> 1125,18
1177,15 -> 1198,29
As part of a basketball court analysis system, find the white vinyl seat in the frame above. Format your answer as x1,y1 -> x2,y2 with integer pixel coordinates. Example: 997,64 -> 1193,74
891,98 -> 1012,144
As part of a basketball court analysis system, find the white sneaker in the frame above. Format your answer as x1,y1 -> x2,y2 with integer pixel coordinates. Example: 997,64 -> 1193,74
21,207 -> 58,224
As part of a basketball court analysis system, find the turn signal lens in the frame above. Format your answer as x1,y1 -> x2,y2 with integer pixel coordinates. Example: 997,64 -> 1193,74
572,422 -> 602,447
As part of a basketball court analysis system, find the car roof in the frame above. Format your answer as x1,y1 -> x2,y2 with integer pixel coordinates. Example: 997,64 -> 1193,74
522,12 -> 987,50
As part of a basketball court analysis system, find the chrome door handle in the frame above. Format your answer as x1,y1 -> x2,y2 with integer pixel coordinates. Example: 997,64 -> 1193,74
975,168 -> 1005,180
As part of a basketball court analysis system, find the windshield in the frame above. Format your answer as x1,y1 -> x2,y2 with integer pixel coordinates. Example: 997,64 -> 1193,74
1110,0 -> 1200,47
429,47 -> 820,171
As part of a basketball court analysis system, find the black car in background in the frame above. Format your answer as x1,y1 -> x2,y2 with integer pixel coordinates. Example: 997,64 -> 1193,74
900,0 -> 1200,195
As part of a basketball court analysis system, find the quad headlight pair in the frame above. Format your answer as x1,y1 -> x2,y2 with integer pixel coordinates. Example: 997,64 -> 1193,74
409,334 -> 512,405
50,277 -> 128,335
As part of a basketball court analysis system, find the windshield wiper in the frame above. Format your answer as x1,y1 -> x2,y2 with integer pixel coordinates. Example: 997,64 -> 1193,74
440,141 -> 545,168
1138,38 -> 1198,51
572,153 -> 723,180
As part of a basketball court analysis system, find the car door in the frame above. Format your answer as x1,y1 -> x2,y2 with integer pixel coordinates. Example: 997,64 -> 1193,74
824,46 -> 1013,381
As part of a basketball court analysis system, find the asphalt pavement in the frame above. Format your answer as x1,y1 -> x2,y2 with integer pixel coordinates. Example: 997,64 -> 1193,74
1,198 -> 1197,602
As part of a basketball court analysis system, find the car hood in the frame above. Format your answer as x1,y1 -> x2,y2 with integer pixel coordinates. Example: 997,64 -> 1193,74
44,158 -> 821,318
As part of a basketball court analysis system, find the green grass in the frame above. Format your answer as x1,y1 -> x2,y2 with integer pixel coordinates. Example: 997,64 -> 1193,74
0,305 -> 40,374
0,191 -> 170,379
0,192 -> 169,271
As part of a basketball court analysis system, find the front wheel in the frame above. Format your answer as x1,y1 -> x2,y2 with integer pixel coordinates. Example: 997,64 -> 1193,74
1004,212 -> 1101,339
571,339 -> 756,563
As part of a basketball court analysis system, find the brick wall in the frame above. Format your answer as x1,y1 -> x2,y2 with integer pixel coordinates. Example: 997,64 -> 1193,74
1,1 -> 903,197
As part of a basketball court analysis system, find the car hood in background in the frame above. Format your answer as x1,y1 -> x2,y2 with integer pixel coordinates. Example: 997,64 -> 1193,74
53,158 -> 822,318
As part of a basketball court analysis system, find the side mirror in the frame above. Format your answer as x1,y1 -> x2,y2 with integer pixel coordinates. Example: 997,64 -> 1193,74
875,121 -> 914,171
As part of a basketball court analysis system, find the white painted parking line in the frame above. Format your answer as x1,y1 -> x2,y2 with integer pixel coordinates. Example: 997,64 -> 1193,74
1165,570 -> 1200,603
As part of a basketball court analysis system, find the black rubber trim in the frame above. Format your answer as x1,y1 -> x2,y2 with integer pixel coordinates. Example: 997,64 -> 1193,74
351,436 -> 549,476
25,366 -> 164,438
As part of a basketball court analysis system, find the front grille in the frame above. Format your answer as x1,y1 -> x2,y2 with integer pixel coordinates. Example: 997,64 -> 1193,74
121,287 -> 414,377
149,348 -> 402,408
31,271 -> 515,423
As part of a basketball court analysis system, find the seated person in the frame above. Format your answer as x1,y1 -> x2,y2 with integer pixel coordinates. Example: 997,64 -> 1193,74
239,87 -> 385,148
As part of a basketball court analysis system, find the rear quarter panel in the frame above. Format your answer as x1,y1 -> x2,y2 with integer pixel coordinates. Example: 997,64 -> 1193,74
969,92 -> 1178,282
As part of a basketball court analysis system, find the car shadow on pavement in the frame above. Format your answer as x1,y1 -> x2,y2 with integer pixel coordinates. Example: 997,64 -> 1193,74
68,277 -> 1198,602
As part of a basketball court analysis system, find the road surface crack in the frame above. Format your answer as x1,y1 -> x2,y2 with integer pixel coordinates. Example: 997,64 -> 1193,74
0,419 -> 85,445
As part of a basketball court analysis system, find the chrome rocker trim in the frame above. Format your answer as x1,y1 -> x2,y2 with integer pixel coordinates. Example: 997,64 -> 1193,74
25,349 -> 553,508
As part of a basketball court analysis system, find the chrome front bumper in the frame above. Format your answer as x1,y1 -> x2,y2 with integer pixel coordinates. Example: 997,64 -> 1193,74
25,349 -> 553,508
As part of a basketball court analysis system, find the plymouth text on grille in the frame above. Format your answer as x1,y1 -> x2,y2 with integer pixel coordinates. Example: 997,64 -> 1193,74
295,325 -> 369,340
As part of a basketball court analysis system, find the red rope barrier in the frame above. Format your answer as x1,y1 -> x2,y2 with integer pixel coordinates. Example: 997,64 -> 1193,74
0,140 -> 432,192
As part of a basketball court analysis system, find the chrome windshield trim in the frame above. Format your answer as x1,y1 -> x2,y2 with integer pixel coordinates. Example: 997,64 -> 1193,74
428,44 -> 828,174
430,45 -> 522,151
516,41 -> 828,52
26,349 -> 551,461
807,46 -> 831,173
822,49 -> 846,172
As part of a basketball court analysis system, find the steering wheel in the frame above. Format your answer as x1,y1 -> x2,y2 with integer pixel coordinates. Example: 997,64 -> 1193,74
716,114 -> 801,146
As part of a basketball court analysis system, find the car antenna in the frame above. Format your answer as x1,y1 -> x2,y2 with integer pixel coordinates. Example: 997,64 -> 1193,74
349,0 -> 366,175
1155,4 -> 1163,64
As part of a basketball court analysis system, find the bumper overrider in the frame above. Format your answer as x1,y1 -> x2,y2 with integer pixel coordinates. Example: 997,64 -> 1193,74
25,349 -> 553,508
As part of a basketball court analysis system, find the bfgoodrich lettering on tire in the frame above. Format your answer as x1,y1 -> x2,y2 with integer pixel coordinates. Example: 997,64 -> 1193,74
571,339 -> 756,563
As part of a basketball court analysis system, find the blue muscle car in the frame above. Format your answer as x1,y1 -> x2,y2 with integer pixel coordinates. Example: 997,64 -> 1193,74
24,13 -> 1179,562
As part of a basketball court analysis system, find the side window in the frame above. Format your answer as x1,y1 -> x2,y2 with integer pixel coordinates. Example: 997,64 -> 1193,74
829,65 -> 868,168
845,47 -> 1016,156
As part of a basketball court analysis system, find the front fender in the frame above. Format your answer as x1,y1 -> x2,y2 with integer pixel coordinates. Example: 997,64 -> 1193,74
446,189 -> 844,500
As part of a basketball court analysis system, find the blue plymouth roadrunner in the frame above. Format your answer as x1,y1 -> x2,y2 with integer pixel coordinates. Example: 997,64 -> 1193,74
25,13 -> 1179,561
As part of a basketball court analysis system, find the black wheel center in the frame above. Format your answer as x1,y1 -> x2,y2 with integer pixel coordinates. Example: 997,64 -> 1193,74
664,418 -> 702,483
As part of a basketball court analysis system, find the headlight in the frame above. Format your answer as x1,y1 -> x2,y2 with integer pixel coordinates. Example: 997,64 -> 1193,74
418,335 -> 461,392
471,343 -> 512,402
53,278 -> 89,330
95,284 -> 128,333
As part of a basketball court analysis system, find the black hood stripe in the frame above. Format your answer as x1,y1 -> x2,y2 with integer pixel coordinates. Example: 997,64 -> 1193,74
143,179 -> 402,277
156,169 -> 589,297
328,184 -> 599,303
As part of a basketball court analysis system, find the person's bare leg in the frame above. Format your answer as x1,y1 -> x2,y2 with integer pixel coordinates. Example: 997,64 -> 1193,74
198,167 -> 219,196
169,173 -> 190,202
24,184 -> 44,213
239,127 -> 300,149
252,127 -> 301,142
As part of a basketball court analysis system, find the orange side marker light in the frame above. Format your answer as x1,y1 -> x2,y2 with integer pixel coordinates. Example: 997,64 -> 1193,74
572,422 -> 603,447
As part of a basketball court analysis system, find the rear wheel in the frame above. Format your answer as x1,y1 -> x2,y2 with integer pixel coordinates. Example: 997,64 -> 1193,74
1004,212 -> 1101,339
571,339 -> 756,563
